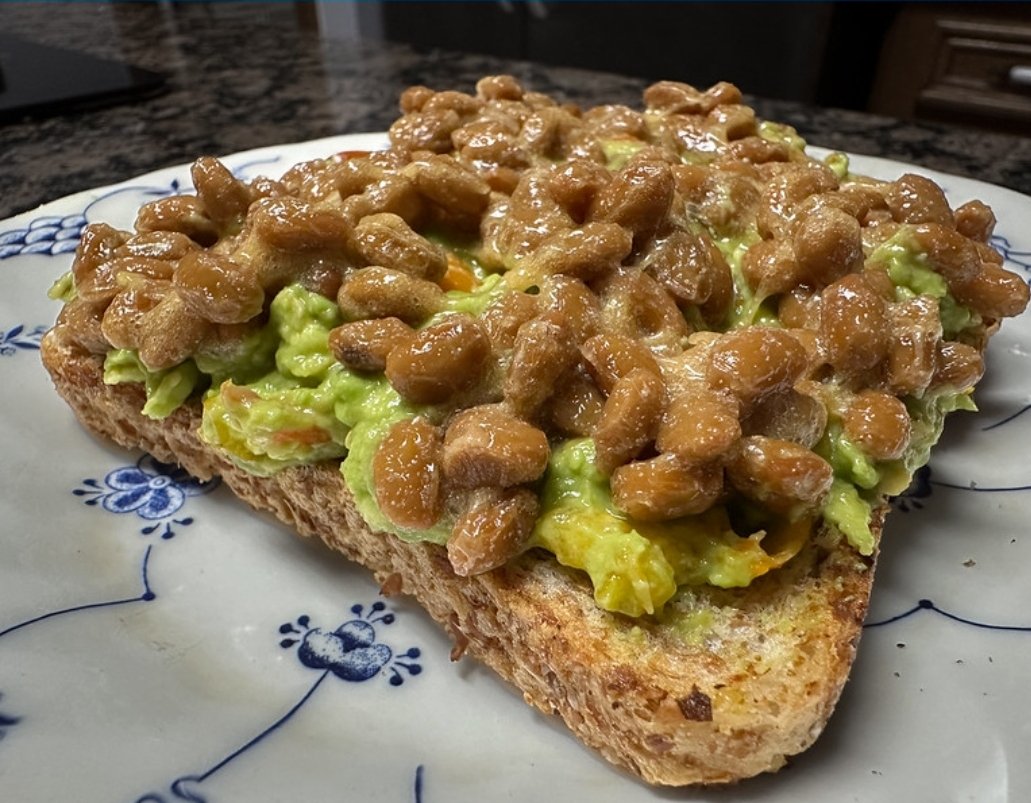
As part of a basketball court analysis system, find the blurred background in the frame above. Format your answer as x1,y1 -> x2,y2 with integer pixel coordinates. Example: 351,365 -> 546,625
2,1 -> 1030,134
332,1 -> 1031,134
3,0 -> 1030,219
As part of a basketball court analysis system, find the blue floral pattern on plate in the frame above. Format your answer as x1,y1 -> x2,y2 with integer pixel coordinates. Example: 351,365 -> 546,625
1,136 -> 1029,801
866,597 -> 1031,631
0,157 -> 282,261
280,602 -> 422,685
991,233 -> 1031,273
134,602 -> 423,803
0,214 -> 86,259
0,323 -> 46,355
0,178 -> 185,261
74,454 -> 219,539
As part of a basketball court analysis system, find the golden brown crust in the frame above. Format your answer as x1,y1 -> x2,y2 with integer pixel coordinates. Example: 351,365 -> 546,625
41,327 -> 877,786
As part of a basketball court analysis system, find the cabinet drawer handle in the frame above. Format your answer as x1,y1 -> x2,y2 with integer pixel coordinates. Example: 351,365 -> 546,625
1009,65 -> 1031,88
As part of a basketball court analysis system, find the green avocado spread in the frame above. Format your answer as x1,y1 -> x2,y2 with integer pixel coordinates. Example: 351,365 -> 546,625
98,219 -> 981,614
94,216 -> 983,619
532,439 -> 811,615
868,229 -> 982,340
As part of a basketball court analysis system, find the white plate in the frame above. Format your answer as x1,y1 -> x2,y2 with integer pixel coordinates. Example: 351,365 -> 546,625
1,134 -> 1030,803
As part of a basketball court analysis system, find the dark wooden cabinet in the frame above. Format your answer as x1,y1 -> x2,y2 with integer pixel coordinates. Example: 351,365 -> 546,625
870,5 -> 1031,132
378,3 -> 836,103
336,2 -> 1029,134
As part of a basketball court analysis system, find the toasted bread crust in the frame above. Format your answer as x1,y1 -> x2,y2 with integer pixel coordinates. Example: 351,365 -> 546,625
42,327 -> 877,785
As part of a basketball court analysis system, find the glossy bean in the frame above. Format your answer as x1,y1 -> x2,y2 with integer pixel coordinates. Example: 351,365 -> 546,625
725,436 -> 833,514
886,295 -> 941,396
411,155 -> 491,218
385,314 -> 491,403
191,156 -> 251,225
707,327 -> 808,404
337,266 -> 444,324
819,274 -> 889,378
544,365 -> 606,437
173,250 -> 264,324
610,454 -> 723,521
592,368 -> 667,475
481,291 -> 540,350
136,292 -> 211,371
442,405 -> 549,488
328,317 -> 413,373
250,196 -> 349,252
537,275 -> 602,344
931,340 -> 984,390
373,418 -> 443,530
791,206 -> 863,287
529,222 -> 632,281
741,385 -> 827,449
656,389 -> 741,464
885,173 -> 953,226
353,213 -> 447,281
135,196 -> 218,247
951,262 -> 1030,320
447,487 -> 538,576
842,391 -> 912,461
504,318 -> 579,417
589,160 -> 674,242
581,331 -> 661,394
954,199 -> 996,242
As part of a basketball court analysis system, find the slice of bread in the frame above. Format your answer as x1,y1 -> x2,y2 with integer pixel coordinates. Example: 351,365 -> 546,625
41,326 -> 878,786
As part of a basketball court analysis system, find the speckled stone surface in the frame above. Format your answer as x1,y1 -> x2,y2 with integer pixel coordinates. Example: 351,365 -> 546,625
2,2 -> 1029,220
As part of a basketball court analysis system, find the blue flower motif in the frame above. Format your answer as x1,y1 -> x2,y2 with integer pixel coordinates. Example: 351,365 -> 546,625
0,178 -> 183,261
74,454 -> 219,539
133,602 -> 421,803
279,603 -> 422,686
0,324 -> 46,356
0,214 -> 87,259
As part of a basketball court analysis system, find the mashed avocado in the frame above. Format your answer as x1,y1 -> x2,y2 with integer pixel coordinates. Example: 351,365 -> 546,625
197,285 -> 350,475
334,374 -> 452,545
98,220 -> 983,618
601,138 -> 646,171
104,349 -> 200,420
822,479 -> 874,556
797,231 -> 985,556
185,285 -> 813,616
869,228 -> 982,339
820,422 -> 880,491
823,152 -> 850,181
903,390 -> 977,475
48,271 -> 76,303
811,420 -> 879,555
436,272 -> 507,319
532,440 -> 806,617
532,439 -> 677,616
757,120 -> 807,153
201,373 -> 349,475
813,386 -> 976,557
194,322 -> 279,387
710,229 -> 781,329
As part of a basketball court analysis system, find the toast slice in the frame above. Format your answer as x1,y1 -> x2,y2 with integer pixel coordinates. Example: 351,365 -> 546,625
42,327 -> 876,785
39,74 -> 1029,786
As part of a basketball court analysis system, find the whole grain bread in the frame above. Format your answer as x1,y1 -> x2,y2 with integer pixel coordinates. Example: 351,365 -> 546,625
41,325 -> 879,786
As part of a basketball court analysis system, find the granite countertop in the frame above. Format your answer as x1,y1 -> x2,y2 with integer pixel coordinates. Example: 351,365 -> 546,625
2,2 -> 1030,221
